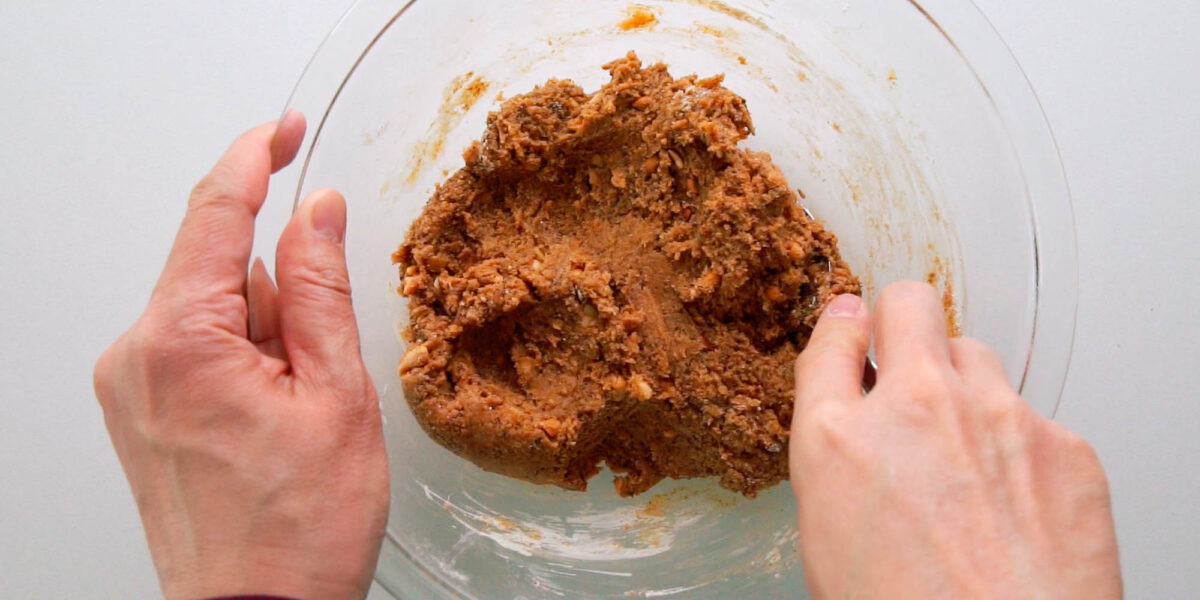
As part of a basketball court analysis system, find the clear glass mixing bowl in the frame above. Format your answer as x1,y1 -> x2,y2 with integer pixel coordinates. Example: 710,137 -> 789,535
267,0 -> 1077,597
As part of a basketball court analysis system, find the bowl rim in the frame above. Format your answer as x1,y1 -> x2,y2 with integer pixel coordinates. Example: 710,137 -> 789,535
272,0 -> 1078,596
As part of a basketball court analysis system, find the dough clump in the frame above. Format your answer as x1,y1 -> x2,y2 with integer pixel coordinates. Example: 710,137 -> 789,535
394,53 -> 859,497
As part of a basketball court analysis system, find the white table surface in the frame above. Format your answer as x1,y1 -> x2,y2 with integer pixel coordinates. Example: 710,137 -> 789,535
2,1 -> 1197,598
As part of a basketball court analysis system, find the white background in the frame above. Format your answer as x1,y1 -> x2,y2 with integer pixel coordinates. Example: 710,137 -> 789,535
1,1 -> 1196,598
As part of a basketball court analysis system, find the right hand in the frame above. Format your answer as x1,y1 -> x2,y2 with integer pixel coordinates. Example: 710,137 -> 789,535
790,282 -> 1121,599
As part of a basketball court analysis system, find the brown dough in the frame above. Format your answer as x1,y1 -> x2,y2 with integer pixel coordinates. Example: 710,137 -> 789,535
393,53 -> 859,497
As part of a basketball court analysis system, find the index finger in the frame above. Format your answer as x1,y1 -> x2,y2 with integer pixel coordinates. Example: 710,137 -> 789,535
794,294 -> 873,409
152,110 -> 306,307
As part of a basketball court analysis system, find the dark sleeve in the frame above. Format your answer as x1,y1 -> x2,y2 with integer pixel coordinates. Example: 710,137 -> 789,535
204,596 -> 305,600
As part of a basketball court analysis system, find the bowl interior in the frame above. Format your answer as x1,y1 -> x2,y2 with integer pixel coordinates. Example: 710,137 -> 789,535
276,0 -> 1074,597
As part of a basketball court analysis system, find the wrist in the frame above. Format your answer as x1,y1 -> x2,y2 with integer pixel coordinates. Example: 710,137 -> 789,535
159,549 -> 368,600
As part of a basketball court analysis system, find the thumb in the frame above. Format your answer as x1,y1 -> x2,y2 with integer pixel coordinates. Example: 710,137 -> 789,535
275,189 -> 363,385
793,294 -> 872,412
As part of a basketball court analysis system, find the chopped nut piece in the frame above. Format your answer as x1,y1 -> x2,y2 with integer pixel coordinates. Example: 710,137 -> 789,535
667,149 -> 683,168
606,374 -> 628,391
629,375 -> 654,401
538,418 -> 562,438
697,269 -> 721,290
398,344 -> 429,374
401,275 -> 422,296
785,240 -> 806,261
642,154 -> 660,173
514,356 -> 537,380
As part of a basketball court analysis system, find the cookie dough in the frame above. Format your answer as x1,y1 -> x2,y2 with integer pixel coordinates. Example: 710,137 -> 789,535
393,53 -> 859,497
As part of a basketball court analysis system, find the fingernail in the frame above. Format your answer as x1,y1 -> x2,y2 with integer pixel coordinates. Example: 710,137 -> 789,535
247,257 -> 265,340
310,190 -> 345,244
824,294 -> 863,318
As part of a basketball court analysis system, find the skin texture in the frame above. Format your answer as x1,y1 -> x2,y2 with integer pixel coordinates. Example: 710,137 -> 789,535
790,283 -> 1122,599
92,112 -> 388,600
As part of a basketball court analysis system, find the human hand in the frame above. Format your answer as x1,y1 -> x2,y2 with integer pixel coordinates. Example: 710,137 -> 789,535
790,282 -> 1120,599
93,112 -> 388,600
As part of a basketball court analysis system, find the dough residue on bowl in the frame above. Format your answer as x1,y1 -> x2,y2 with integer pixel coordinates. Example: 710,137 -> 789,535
393,52 -> 858,497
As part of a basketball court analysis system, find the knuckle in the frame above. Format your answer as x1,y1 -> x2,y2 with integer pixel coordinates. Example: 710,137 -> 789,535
188,166 -> 257,217
292,262 -> 352,298
951,336 -> 990,357
826,331 -> 868,359
794,403 -> 875,472
127,317 -> 202,375
302,367 -> 377,418
1060,427 -> 1100,462
797,401 -> 852,446
1043,421 -> 1109,482
128,318 -> 171,357
905,354 -> 955,391
798,336 -> 862,376
92,314 -> 197,414
951,336 -> 1004,370
92,345 -> 119,409
884,359 -> 960,418
978,389 -> 1027,425
1071,441 -> 1111,490
188,171 -> 234,211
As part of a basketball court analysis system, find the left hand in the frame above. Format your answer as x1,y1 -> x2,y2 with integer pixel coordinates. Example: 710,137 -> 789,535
93,111 -> 389,600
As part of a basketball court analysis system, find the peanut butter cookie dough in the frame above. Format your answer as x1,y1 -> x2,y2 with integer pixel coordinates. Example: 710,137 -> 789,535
393,53 -> 859,497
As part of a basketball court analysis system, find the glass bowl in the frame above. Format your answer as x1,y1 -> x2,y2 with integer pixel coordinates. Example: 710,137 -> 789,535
269,0 -> 1076,597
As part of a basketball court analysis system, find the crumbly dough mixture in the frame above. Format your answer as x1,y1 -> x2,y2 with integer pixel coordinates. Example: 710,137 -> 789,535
393,54 -> 859,497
